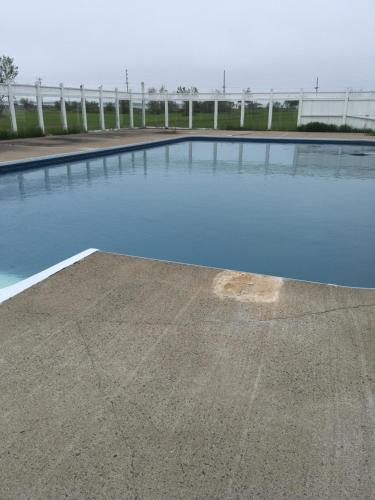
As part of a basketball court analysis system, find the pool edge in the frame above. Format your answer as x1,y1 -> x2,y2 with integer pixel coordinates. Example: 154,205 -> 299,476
0,248 -> 98,304
1,134 -> 375,173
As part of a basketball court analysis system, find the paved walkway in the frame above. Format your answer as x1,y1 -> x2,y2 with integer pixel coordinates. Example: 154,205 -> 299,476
1,128 -> 374,163
0,252 -> 374,498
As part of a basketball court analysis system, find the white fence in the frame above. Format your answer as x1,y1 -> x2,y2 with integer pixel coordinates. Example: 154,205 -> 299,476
1,83 -> 375,133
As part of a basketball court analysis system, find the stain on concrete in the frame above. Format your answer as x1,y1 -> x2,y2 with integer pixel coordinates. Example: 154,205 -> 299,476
213,270 -> 283,303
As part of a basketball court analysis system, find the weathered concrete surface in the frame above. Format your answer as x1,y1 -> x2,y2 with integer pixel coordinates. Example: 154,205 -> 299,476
0,128 -> 374,163
0,252 -> 374,499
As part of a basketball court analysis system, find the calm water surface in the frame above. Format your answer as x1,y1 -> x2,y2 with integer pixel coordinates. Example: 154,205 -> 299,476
1,140 -> 375,287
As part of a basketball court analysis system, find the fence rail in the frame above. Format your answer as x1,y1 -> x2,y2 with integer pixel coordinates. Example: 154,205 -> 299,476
1,83 -> 375,135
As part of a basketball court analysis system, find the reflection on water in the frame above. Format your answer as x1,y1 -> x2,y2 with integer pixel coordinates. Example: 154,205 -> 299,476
4,142 -> 375,201
1,141 -> 375,287
4,142 -> 375,200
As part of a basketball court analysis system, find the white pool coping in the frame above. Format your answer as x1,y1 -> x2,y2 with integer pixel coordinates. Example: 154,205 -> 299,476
0,248 -> 98,304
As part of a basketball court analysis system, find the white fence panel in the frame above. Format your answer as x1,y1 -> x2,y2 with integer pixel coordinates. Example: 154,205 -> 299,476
300,99 -> 345,126
300,91 -> 375,128
347,96 -> 375,118
346,116 -> 375,129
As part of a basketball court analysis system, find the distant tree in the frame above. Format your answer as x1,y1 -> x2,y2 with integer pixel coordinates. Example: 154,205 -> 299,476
284,100 -> 299,108
177,86 -> 198,95
146,86 -> 168,114
0,55 -> 18,85
147,88 -> 163,114
245,101 -> 261,110
0,55 -> 19,115
177,86 -> 188,94
147,87 -> 159,113
219,101 -> 234,112
120,100 -> 129,114
193,101 -> 213,113
104,102 -> 115,112
85,101 -> 99,113
66,101 -> 80,112
18,98 -> 35,110
175,86 -> 199,113
169,86 -> 178,113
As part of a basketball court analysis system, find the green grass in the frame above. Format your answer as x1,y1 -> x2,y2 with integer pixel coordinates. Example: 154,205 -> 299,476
0,128 -> 44,140
0,105 -> 297,136
2,104 -> 373,139
193,112 -> 215,128
143,111 -> 164,127
271,108 -> 298,131
0,108 -> 126,135
145,108 -> 189,128
169,102 -> 189,128
133,108 -> 143,127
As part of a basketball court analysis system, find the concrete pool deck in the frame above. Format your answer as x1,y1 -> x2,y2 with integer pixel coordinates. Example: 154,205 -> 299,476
0,251 -> 374,498
0,128 -> 375,163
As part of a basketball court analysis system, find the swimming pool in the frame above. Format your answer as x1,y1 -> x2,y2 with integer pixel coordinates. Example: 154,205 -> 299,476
1,138 -> 375,288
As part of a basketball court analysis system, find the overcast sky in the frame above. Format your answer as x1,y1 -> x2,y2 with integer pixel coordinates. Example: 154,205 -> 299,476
2,0 -> 374,92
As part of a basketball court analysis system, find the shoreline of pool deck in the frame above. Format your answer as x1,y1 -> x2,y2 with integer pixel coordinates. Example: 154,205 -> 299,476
1,127 -> 375,164
0,251 -> 374,498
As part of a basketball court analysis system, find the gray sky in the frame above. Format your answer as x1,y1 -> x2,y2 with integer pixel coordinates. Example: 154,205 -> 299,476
2,0 -> 374,92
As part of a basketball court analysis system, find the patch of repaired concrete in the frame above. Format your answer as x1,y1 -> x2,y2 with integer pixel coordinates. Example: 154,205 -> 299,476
213,270 -> 283,303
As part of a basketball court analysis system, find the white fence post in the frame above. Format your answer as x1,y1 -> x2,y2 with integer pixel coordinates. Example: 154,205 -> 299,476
189,95 -> 193,129
297,89 -> 304,127
3,83 -> 375,136
267,89 -> 273,130
240,92 -> 245,128
214,94 -> 218,130
80,84 -> 88,132
35,81 -> 45,134
141,82 -> 146,127
115,87 -> 120,129
60,83 -> 68,131
164,90 -> 169,128
129,91 -> 134,128
99,86 -> 105,130
8,84 -> 17,133
342,89 -> 350,126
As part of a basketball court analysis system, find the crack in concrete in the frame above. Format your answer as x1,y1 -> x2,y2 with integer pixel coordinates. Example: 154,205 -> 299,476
266,302 -> 375,322
199,302 -> 375,327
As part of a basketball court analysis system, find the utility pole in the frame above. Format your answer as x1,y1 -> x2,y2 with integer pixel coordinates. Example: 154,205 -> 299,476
314,76 -> 319,94
223,70 -> 226,95
125,69 -> 129,93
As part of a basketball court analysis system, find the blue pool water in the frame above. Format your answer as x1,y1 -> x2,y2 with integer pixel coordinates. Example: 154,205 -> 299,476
1,140 -> 375,288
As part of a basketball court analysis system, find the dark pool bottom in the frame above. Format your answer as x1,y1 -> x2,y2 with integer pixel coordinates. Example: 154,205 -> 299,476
1,138 -> 375,288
